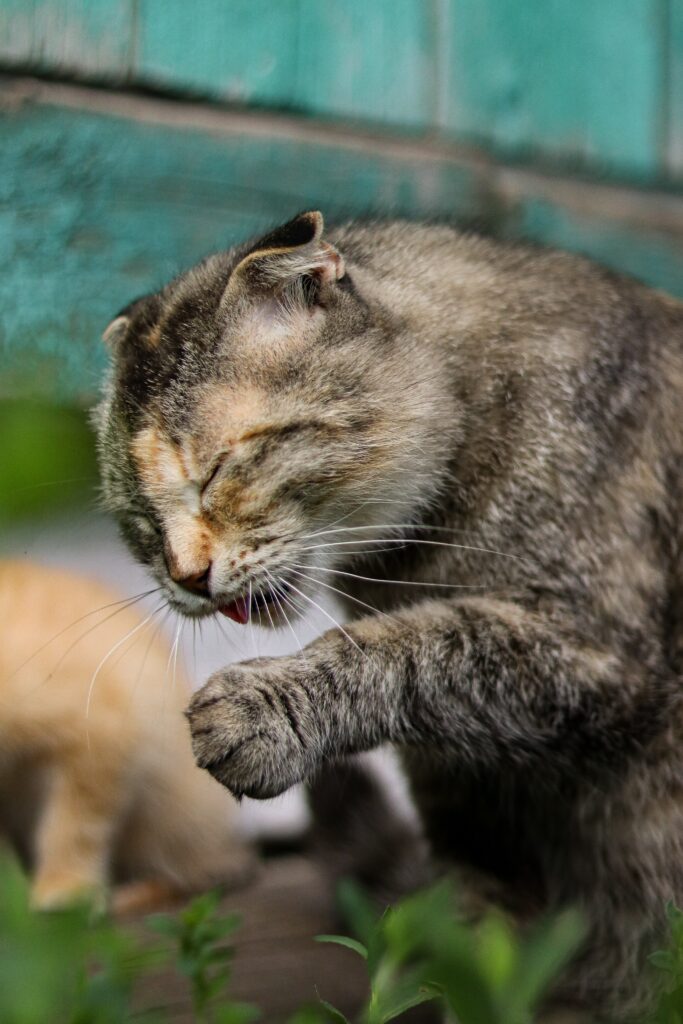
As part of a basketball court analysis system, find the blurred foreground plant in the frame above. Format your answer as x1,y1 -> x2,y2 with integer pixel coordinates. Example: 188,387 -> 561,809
1,849 -> 682,1023
149,890 -> 258,1024
316,880 -> 585,1024
647,903 -> 683,1023
0,850 -> 255,1024
0,851 -> 165,1024
0,398 -> 97,526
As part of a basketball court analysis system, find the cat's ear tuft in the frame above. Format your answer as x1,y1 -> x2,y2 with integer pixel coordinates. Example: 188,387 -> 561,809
251,210 -> 324,252
224,210 -> 345,305
102,315 -> 129,349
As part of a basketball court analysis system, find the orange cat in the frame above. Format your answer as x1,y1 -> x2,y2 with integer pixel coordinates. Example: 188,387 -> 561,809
0,560 -> 252,912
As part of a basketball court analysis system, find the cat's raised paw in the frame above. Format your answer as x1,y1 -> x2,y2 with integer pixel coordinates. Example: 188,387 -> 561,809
186,658 -> 319,800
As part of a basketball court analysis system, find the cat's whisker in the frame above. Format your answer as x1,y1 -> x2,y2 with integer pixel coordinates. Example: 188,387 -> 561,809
271,574 -> 310,626
247,580 -> 260,656
19,592 -> 164,710
8,588 -> 161,685
306,500 -> 376,538
168,616 -> 182,695
263,567 -> 305,657
127,606 -> 172,716
213,614 -> 249,662
256,586 -> 268,633
301,520 -> 522,541
85,604 -> 164,747
260,581 -> 279,634
289,562 -> 488,591
3,475 -> 100,497
283,579 -> 368,661
285,567 -> 401,626
308,545 -> 410,558
163,616 -> 183,746
296,534 -> 533,566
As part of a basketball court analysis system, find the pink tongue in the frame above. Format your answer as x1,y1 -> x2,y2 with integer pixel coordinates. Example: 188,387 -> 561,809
219,597 -> 250,625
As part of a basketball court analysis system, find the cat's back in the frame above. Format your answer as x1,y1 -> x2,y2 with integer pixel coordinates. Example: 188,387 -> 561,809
333,219 -> 683,449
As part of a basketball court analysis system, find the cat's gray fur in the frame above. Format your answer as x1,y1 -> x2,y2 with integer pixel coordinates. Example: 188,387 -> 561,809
95,212 -> 683,1019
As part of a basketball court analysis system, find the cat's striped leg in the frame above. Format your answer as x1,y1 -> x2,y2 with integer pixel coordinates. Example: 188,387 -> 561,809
186,595 -> 660,799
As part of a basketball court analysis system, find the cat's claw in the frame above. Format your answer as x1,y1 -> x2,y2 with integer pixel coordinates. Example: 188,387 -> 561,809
186,658 -> 320,800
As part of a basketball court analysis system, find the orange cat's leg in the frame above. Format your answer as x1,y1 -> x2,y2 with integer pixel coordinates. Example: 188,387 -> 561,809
31,756 -> 124,911
111,879 -> 186,918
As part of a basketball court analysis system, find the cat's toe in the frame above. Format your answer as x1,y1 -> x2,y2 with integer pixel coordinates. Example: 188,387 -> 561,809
186,666 -> 306,799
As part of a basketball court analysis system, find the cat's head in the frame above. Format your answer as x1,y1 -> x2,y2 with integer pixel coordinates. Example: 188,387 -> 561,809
95,212 -> 445,624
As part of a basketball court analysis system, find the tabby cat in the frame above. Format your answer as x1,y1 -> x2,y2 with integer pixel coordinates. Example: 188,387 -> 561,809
96,211 -> 683,1017
0,560 -> 251,911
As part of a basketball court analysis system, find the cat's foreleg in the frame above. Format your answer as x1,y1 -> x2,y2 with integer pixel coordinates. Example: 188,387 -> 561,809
32,756 -> 125,910
186,596 -> 653,799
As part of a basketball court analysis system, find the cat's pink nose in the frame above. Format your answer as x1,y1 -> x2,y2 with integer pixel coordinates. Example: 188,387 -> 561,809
176,566 -> 212,597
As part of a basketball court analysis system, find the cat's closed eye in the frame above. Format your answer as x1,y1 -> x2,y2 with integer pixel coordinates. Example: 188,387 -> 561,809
131,512 -> 161,538
201,453 -> 230,497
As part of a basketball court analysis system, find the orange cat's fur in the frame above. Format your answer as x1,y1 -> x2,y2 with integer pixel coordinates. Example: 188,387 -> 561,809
0,560 -> 252,912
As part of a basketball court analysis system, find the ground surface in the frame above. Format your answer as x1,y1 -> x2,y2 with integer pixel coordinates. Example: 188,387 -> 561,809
129,853 -> 438,1023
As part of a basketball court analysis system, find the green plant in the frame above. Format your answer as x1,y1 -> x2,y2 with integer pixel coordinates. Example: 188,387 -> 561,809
3,847 -> 683,1024
317,880 -> 585,1024
0,852 -> 165,1024
648,903 -> 683,1023
149,891 -> 258,1024
0,399 -> 98,525
0,851 -> 256,1024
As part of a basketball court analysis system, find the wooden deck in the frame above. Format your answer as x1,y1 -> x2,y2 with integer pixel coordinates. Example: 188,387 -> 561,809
130,854 -> 437,1023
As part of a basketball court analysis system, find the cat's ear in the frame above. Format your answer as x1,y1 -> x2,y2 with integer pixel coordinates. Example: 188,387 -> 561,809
224,211 -> 345,304
102,294 -> 160,350
102,315 -> 130,348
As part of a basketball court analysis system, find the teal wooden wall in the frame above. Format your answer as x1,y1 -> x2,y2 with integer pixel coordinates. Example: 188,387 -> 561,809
1,1 -> 683,402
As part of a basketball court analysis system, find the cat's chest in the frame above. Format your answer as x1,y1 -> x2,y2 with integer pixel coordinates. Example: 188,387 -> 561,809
400,751 -> 567,911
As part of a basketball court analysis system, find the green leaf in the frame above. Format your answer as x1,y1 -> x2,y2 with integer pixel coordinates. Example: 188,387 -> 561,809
336,879 -> 378,948
315,935 -> 368,960
503,908 -> 586,1019
651,950 -> 676,973
377,980 -> 441,1022
475,914 -> 517,992
317,999 -> 352,1024
287,1007 -> 333,1024
214,1002 -> 261,1024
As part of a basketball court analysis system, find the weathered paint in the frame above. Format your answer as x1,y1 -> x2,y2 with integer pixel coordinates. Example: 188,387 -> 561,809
442,0 -> 665,179
669,0 -> 683,175
2,89 -> 683,404
511,198 -> 683,299
292,0 -> 436,127
0,97 -> 482,401
136,0 -> 299,107
137,0 -> 436,127
0,0 -> 133,78
1,0 -> 681,183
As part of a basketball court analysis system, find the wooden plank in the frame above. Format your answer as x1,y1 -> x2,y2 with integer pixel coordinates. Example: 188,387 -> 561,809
135,0 -> 299,107
129,855 -> 437,1023
2,0 -> 436,130
2,81 -> 683,405
0,84 -> 482,402
130,856 -> 370,1023
0,0 -> 133,79
293,0 -> 436,127
669,0 -> 683,175
0,0 -> 675,185
136,0 -> 435,128
440,0 -> 664,179
510,196 -> 683,298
